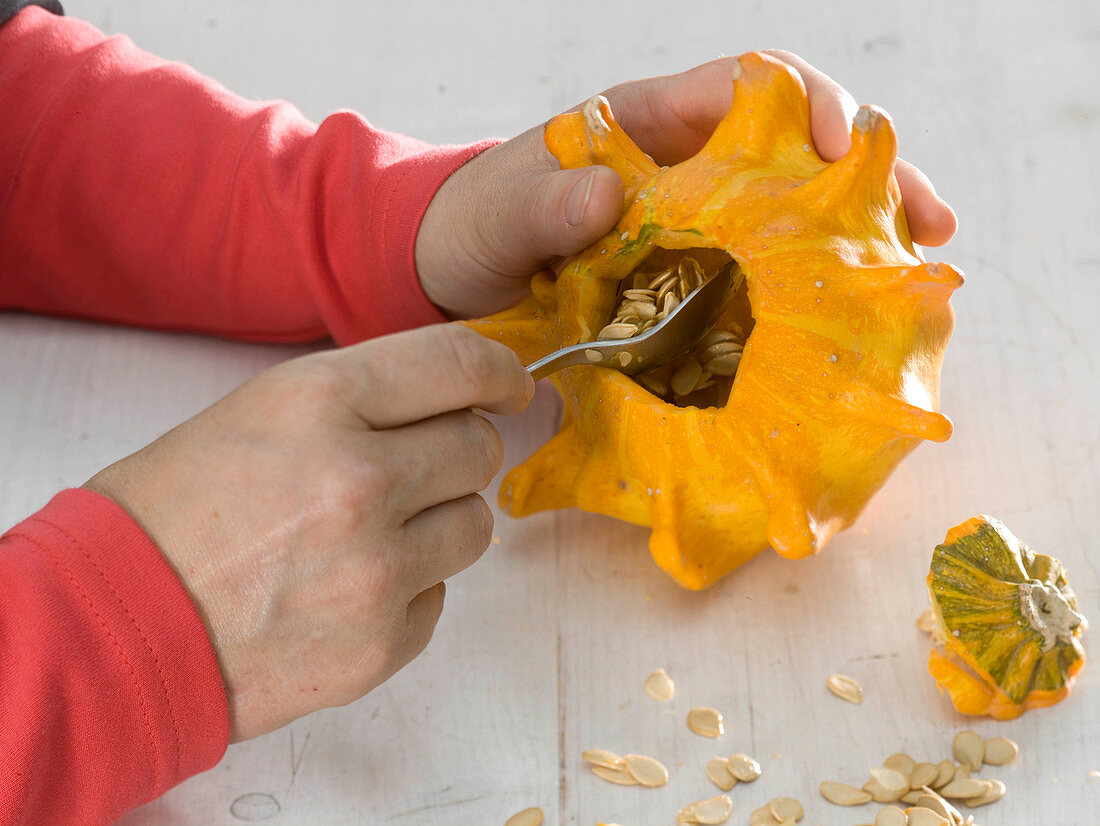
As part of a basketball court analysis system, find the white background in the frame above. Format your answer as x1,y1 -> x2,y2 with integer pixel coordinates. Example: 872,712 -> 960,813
2,1 -> 1097,823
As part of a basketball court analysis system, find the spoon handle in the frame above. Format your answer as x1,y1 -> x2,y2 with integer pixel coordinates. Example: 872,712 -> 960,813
526,342 -> 605,381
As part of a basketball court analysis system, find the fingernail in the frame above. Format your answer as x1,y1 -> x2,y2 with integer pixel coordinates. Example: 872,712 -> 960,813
522,369 -> 536,402
565,170 -> 596,227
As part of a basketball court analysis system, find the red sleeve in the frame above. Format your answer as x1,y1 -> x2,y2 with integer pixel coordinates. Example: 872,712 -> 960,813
0,7 -> 497,345
0,489 -> 230,825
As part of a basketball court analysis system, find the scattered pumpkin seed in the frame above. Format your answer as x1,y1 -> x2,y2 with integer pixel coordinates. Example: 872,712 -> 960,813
901,789 -> 925,804
870,767 -> 910,798
504,807 -> 544,826
689,795 -> 733,824
884,753 -> 917,777
687,707 -> 725,738
643,668 -> 675,702
826,673 -> 864,704
582,749 -> 625,770
951,731 -> 984,771
863,776 -> 904,804
591,764 -> 639,785
916,608 -> 938,633
981,737 -> 1018,766
966,777 -> 1006,807
623,754 -> 668,787
932,759 -> 955,789
728,753 -> 762,781
748,804 -> 782,826
874,806 -> 907,826
951,763 -> 970,783
938,778 -> 986,799
909,762 -> 939,790
905,807 -> 950,826
820,781 -> 873,806
914,794 -> 950,818
705,757 -> 737,791
768,797 -> 803,821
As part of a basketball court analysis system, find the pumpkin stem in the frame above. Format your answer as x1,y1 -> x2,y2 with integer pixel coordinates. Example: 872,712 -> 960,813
1019,581 -> 1085,653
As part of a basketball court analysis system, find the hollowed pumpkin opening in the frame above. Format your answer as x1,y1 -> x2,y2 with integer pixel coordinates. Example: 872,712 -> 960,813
595,247 -> 753,409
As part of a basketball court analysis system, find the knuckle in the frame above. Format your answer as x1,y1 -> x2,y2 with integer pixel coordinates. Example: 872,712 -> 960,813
316,457 -> 389,523
463,494 -> 495,554
462,412 -> 504,484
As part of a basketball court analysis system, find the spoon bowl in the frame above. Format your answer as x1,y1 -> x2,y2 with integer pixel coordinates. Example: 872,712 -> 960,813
526,260 -> 742,382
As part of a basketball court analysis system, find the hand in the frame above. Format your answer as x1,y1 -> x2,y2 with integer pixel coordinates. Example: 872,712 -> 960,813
84,324 -> 533,741
415,51 -> 959,319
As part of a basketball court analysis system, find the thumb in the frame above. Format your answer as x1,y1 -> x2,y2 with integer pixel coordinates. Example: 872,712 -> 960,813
502,164 -> 624,266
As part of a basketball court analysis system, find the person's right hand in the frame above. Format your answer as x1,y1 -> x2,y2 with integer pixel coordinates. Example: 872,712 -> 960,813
84,324 -> 533,742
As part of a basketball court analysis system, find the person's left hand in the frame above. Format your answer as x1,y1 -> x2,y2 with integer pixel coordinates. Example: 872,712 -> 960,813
415,50 -> 958,320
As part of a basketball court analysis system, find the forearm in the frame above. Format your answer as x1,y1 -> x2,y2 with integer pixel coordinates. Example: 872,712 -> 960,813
0,7 -> 492,344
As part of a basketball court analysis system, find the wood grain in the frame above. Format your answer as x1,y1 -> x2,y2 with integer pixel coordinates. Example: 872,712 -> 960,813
3,1 -> 1096,823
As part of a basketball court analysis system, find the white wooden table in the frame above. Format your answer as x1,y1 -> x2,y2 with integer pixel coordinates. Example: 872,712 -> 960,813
4,1 -> 1098,823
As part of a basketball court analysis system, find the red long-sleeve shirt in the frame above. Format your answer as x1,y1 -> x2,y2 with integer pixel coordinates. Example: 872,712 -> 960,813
0,7 -> 495,823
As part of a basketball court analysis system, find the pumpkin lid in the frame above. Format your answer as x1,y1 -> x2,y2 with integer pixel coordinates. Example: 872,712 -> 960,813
926,515 -> 1086,719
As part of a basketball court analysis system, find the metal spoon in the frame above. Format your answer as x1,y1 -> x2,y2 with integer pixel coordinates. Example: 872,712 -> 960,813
526,261 -> 742,381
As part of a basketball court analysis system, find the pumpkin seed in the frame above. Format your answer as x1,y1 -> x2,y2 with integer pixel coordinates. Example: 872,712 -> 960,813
884,753 -> 917,777
938,778 -> 987,799
690,795 -> 733,824
768,797 -> 803,821
582,749 -> 625,770
623,288 -> 657,301
505,807 -> 544,826
748,804 -> 782,826
932,759 -> 955,789
705,757 -> 737,791
623,754 -> 668,787
687,707 -> 724,738
901,789 -> 925,804
966,778 -> 1006,807
916,790 -> 962,823
700,330 -> 738,348
701,341 -> 743,361
661,292 -> 681,316
597,321 -> 639,341
906,808 -> 950,826
584,348 -> 604,362
952,731 -> 984,771
820,781 -> 873,806
869,767 -> 910,798
950,763 -> 969,783
728,753 -> 762,781
671,358 -> 703,397
910,762 -> 939,790
914,795 -> 950,818
637,373 -> 668,396
643,668 -> 675,702
863,777 -> 903,804
981,737 -> 1018,766
591,764 -> 639,785
916,608 -> 938,633
826,673 -> 864,704
875,806 -> 907,826
704,352 -> 742,377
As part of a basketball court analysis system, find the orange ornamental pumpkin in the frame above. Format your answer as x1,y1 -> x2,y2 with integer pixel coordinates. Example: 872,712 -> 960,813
466,52 -> 962,590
